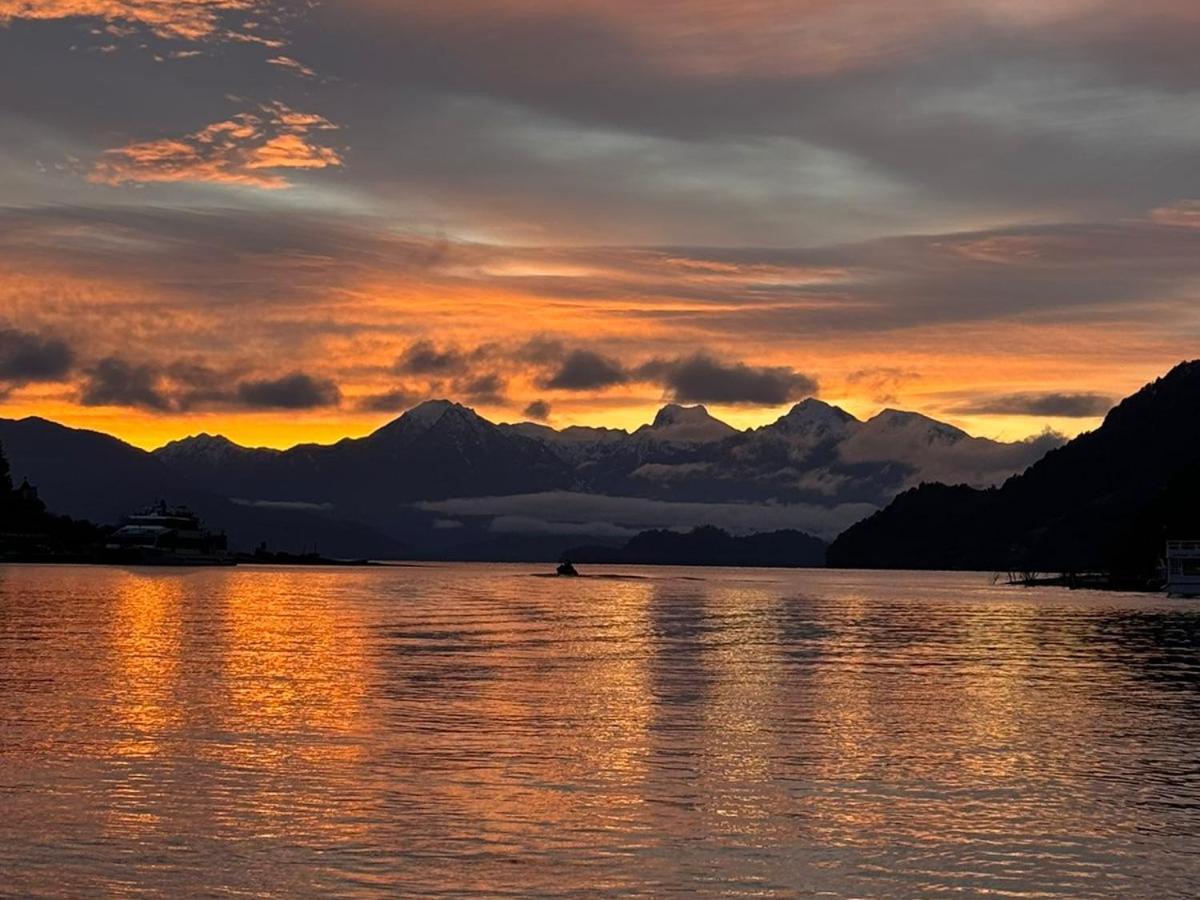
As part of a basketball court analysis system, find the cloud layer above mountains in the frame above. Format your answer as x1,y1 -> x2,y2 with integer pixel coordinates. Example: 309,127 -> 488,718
1,0 -> 1198,447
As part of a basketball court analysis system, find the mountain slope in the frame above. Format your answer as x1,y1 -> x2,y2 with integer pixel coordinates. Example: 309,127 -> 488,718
153,398 -> 1060,553
827,360 -> 1200,573
0,417 -> 407,557
632,404 -> 738,443
562,398 -> 1058,507
342,400 -> 576,499
0,417 -> 184,524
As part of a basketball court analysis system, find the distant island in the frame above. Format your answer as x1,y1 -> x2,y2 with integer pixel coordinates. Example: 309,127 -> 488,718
565,525 -> 826,568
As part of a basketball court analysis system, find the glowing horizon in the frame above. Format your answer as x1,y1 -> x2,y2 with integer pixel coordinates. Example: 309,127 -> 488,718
1,0 -> 1197,450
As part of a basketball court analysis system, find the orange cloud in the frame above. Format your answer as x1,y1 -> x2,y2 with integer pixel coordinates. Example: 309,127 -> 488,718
0,0 -> 275,41
0,205 -> 1195,449
267,55 -> 316,78
11,0 -> 1199,82
89,101 -> 343,189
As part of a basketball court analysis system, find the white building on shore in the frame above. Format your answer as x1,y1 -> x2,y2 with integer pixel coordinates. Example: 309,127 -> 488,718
1166,541 -> 1200,597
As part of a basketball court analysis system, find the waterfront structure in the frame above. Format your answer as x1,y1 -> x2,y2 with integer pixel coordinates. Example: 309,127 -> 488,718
107,502 -> 233,566
1166,541 -> 1200,597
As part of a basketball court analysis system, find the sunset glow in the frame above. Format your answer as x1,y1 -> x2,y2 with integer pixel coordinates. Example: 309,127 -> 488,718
2,0 -> 1198,448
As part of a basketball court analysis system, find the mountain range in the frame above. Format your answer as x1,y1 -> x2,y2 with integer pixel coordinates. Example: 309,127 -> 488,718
4,361 -> 1196,570
828,360 -> 1200,574
0,398 -> 1059,560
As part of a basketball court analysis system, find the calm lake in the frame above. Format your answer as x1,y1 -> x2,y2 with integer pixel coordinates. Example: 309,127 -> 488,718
2,564 -> 1199,896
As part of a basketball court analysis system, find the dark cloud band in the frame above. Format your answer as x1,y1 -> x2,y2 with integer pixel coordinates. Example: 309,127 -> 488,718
235,373 -> 341,409
952,392 -> 1116,418
639,353 -> 818,406
0,327 -> 75,385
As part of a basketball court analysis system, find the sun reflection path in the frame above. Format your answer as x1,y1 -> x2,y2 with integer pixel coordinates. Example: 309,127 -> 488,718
3,565 -> 1200,896
105,571 -> 186,758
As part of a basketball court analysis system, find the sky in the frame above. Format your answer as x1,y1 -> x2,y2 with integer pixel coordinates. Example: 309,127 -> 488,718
1,0 -> 1198,449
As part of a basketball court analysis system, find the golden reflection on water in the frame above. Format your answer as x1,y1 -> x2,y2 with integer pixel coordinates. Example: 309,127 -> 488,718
370,571 -> 661,856
570,578 -> 654,785
106,571 -> 185,757
90,567 -> 384,884
804,589 -> 875,786
215,570 -> 369,756
2,564 -> 1200,897
699,585 -> 786,832
101,569 -> 373,764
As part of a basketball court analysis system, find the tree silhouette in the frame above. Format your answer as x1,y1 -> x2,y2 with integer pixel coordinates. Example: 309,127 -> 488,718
0,440 -> 12,496
0,440 -> 104,554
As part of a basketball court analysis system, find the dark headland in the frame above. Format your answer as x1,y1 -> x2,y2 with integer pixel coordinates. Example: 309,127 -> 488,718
828,360 -> 1200,587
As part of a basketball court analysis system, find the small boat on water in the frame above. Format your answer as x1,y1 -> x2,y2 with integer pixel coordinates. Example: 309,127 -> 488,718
556,560 -> 579,577
106,502 -> 234,566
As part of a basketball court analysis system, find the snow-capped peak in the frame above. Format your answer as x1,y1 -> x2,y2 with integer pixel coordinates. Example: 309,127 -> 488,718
866,409 -> 967,442
371,399 -> 491,442
638,404 -> 737,442
155,432 -> 268,461
773,398 -> 859,431
402,399 -> 459,425
752,399 -> 860,449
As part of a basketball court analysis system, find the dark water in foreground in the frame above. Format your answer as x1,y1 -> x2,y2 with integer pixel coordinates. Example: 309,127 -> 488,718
2,564 -> 1200,897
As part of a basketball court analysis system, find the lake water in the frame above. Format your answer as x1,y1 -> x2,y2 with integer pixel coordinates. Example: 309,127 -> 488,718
2,564 -> 1199,897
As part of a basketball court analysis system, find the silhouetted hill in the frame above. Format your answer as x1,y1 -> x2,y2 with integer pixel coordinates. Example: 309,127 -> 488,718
1,417 -> 182,524
827,360 -> 1200,573
0,417 -> 407,558
157,400 -> 576,517
566,525 -> 826,568
0,439 -> 105,559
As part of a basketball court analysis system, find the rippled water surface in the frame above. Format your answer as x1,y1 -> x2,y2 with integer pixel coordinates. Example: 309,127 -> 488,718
3,564 -> 1200,896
